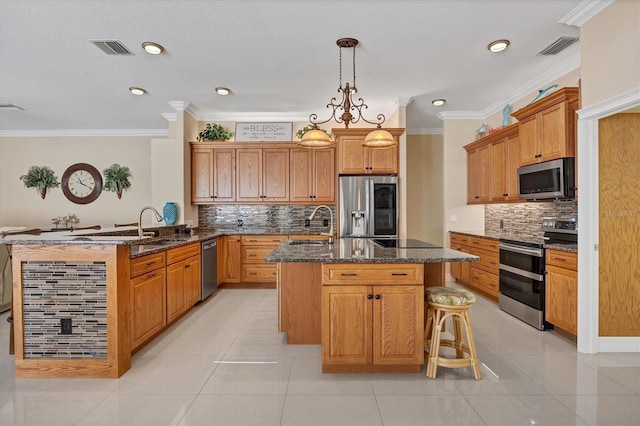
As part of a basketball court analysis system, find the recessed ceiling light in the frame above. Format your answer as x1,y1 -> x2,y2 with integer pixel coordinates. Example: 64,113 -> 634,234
215,87 -> 231,95
142,42 -> 164,55
432,99 -> 446,106
488,39 -> 510,53
129,87 -> 147,95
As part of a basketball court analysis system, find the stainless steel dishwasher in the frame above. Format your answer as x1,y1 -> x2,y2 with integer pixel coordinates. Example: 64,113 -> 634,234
200,239 -> 218,301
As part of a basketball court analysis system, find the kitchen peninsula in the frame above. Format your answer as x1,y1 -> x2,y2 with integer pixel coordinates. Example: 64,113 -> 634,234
266,238 -> 478,373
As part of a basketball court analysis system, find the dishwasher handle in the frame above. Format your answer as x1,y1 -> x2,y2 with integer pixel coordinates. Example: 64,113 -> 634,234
202,240 -> 217,250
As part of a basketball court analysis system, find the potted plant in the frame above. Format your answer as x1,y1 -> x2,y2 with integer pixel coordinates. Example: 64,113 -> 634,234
19,165 -> 60,199
296,125 -> 329,139
197,123 -> 234,141
103,163 -> 132,199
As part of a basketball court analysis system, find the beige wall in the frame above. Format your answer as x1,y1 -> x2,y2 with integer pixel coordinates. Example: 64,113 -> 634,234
406,134 -> 444,244
580,0 -> 640,108
0,136 -> 152,228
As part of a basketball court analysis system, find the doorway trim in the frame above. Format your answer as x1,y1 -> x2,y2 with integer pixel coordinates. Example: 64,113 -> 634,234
577,87 -> 640,353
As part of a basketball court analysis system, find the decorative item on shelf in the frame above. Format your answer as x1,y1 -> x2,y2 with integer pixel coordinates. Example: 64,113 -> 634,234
103,163 -> 132,199
502,104 -> 511,126
19,165 -> 60,199
305,37 -> 396,149
197,123 -> 234,142
51,214 -> 79,229
475,123 -> 489,139
528,84 -> 558,105
162,202 -> 178,225
297,124 -> 333,148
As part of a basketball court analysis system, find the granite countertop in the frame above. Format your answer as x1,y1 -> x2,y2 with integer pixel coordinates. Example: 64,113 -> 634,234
265,238 -> 479,264
450,230 -> 577,253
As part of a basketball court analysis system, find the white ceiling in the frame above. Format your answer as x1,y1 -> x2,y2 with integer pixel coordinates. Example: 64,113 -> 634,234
0,0 -> 592,135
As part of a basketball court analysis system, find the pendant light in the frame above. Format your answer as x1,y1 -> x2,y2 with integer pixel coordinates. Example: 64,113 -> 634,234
298,124 -> 333,148
362,125 -> 396,149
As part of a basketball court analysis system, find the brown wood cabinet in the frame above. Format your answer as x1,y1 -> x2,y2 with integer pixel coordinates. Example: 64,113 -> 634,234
130,252 -> 167,351
511,87 -> 579,166
191,147 -> 235,204
289,148 -> 335,202
166,243 -> 201,324
321,263 -> 424,373
333,128 -> 404,175
465,124 -> 520,204
240,235 -> 287,282
545,249 -> 577,335
236,148 -> 289,202
220,236 -> 242,283
450,233 -> 499,300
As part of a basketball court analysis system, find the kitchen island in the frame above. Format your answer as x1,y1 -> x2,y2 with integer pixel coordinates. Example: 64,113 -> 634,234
266,238 -> 478,373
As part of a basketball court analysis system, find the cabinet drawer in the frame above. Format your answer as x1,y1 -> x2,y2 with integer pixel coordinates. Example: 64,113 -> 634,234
241,235 -> 287,245
450,233 -> 471,246
242,246 -> 273,263
471,247 -> 499,274
242,264 -> 277,282
469,236 -> 499,253
166,242 -> 200,265
546,250 -> 577,270
322,263 -> 424,285
130,252 -> 166,277
471,267 -> 499,296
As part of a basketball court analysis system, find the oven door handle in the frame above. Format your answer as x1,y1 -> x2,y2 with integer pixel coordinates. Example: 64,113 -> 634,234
499,243 -> 544,257
500,264 -> 545,281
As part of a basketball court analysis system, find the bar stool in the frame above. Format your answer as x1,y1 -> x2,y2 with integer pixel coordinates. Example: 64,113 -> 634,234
424,286 -> 481,380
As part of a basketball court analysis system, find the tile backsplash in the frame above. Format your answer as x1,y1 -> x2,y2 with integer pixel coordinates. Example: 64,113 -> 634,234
485,199 -> 577,238
199,204 -> 336,234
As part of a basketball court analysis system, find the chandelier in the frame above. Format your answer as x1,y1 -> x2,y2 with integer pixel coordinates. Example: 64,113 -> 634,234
299,38 -> 396,149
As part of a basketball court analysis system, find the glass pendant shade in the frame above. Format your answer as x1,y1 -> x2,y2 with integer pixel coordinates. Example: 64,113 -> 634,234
299,128 -> 333,148
362,128 -> 396,148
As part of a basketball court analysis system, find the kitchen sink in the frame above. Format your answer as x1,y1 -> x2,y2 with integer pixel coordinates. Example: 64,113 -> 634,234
289,240 -> 328,245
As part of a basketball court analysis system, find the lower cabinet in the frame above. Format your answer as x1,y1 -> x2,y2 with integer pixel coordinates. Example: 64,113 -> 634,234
220,236 -> 242,283
129,252 -> 167,351
166,243 -> 201,324
241,235 -> 287,282
545,249 -> 578,335
321,263 -> 424,373
450,233 -> 499,300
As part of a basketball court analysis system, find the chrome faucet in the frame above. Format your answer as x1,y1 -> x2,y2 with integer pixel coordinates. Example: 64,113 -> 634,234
309,205 -> 334,244
138,206 -> 163,238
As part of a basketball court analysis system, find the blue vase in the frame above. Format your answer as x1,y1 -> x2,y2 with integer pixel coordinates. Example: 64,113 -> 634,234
163,202 -> 178,225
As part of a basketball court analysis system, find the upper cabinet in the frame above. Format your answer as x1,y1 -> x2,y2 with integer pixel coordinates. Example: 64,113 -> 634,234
290,148 -> 335,203
236,148 -> 289,202
191,147 -> 235,204
333,128 -> 404,175
511,87 -> 579,166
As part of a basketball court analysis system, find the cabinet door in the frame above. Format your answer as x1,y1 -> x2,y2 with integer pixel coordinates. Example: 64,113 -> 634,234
312,148 -> 335,202
213,148 -> 235,202
478,144 -> 491,202
184,255 -> 201,307
450,244 -> 463,280
372,285 -> 423,365
236,148 -> 263,202
490,139 -> 508,200
369,145 -> 398,174
166,261 -> 186,323
191,148 -> 214,203
289,148 -> 313,202
467,149 -> 480,203
262,148 -> 289,201
546,265 -> 577,334
322,285 -> 372,366
222,236 -> 242,283
338,136 -> 368,174
519,115 -> 539,166
131,269 -> 166,349
539,102 -> 567,162
506,135 -> 521,200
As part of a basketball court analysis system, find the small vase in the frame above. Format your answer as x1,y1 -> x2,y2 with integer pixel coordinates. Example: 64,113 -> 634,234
163,202 -> 178,225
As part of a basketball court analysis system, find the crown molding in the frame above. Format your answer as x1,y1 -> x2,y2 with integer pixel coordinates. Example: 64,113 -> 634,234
437,111 -> 485,120
0,129 -> 168,137
406,127 -> 443,136
200,111 -> 311,122
168,101 -> 201,120
395,97 -> 414,108
560,0 -> 614,27
162,112 -> 177,122
168,101 -> 189,111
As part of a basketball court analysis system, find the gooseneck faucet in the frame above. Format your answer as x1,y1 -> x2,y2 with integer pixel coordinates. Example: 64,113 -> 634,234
309,205 -> 334,244
138,206 -> 164,238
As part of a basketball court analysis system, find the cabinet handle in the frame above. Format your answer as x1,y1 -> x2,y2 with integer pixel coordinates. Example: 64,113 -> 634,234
146,273 -> 157,279
249,254 -> 257,257
340,273 -> 357,276
375,294 -> 381,300
474,196 -> 480,199
391,273 -> 407,276
553,257 -> 566,262
367,294 -> 373,300
185,264 -> 191,268
210,195 -> 215,198
145,261 -> 156,266
249,272 -> 257,275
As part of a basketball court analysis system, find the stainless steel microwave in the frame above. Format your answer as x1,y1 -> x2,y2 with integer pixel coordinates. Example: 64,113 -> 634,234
517,157 -> 575,200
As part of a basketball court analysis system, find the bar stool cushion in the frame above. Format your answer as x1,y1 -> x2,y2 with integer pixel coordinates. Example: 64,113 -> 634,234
426,287 -> 476,306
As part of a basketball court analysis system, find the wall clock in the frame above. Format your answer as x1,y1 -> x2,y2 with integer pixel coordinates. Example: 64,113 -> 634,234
61,163 -> 103,204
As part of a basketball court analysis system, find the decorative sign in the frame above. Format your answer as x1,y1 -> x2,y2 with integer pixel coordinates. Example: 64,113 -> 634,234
234,122 -> 293,142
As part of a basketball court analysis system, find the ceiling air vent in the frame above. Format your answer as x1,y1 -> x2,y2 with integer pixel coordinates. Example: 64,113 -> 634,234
537,36 -> 579,55
90,40 -> 134,55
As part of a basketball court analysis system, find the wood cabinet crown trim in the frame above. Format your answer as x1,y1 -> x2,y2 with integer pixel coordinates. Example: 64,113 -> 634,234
511,87 -> 579,121
463,123 -> 519,152
331,128 -> 406,138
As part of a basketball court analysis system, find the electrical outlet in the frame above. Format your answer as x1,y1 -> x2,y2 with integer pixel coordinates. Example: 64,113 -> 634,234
237,219 -> 243,227
60,318 -> 72,335
304,219 -> 310,227
323,219 -> 329,226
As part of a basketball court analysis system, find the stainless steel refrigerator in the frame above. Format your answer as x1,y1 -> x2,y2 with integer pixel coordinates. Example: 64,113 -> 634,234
338,176 -> 398,238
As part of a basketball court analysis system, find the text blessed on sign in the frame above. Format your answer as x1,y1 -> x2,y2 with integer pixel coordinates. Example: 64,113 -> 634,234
234,122 -> 293,142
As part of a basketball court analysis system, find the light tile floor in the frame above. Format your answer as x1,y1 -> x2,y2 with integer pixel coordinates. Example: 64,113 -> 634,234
1,287 -> 639,425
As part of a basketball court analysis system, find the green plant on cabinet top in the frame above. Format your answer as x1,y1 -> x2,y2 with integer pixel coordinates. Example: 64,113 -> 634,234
197,123 -> 234,142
